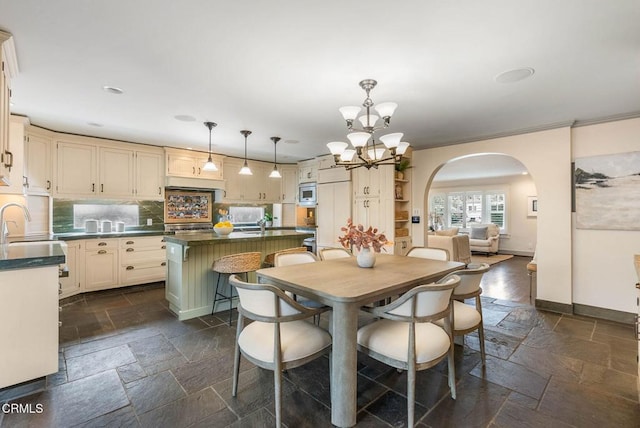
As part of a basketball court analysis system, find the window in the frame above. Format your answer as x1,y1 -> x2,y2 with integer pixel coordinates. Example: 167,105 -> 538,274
430,189 -> 507,232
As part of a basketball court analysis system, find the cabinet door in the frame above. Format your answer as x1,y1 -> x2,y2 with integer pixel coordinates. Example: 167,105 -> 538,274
99,146 -> 134,197
59,241 -> 81,298
136,150 -> 164,200
85,249 -> 118,290
317,181 -> 352,249
263,164 -> 282,202
55,141 -> 97,196
222,158 -> 246,201
0,51 -> 10,186
166,152 -> 197,177
0,116 -> 24,193
195,155 -> 223,180
281,165 -> 298,203
24,132 -> 52,195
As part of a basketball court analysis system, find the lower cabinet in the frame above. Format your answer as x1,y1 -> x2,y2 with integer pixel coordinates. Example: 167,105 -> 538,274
60,235 -> 167,298
394,237 -> 412,256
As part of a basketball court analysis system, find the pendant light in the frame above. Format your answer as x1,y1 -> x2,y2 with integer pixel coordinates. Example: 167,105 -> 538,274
239,130 -> 253,175
269,136 -> 282,178
202,121 -> 218,171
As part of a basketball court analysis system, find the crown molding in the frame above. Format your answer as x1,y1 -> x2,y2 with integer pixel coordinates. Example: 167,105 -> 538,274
0,30 -> 19,78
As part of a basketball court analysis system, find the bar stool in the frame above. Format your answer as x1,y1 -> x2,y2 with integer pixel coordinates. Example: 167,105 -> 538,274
211,252 -> 262,326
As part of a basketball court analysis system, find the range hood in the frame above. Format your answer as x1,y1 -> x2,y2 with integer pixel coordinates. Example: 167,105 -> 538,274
165,176 -> 226,191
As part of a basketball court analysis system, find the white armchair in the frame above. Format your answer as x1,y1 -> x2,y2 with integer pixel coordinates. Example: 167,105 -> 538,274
468,223 -> 500,255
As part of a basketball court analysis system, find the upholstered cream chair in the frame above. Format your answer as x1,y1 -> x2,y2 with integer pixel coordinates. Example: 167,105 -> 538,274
357,275 -> 460,427
468,224 -> 500,255
435,263 -> 490,365
527,250 -> 537,300
229,274 -> 332,428
319,247 -> 352,260
406,246 -> 450,261
427,234 -> 472,264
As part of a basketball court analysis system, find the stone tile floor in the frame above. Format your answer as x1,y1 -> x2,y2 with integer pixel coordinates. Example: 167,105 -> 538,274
1,256 -> 638,427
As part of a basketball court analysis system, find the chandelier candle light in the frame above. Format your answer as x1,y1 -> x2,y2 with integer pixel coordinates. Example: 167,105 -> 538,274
327,79 -> 410,170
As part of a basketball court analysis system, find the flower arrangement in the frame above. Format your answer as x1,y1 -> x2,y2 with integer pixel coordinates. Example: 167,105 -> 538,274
338,218 -> 390,252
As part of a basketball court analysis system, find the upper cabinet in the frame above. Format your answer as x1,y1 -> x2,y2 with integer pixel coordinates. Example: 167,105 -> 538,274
298,159 -> 318,183
165,148 -> 223,180
0,31 -> 17,187
24,127 -> 53,195
0,116 -> 26,194
54,137 -> 165,200
280,165 -> 298,203
221,158 -> 283,203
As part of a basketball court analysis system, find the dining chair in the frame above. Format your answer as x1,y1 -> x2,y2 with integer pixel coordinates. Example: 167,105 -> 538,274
211,251 -> 263,326
263,246 -> 307,268
273,251 -> 328,322
229,274 -> 332,428
435,262 -> 490,365
319,247 -> 352,260
406,246 -> 450,261
357,275 -> 461,427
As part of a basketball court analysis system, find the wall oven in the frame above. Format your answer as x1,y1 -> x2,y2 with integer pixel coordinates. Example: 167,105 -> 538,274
298,183 -> 317,206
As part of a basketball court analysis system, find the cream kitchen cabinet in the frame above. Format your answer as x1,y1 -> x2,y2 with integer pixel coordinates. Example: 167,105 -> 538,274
119,236 -> 167,286
84,239 -> 119,291
298,159 -> 318,183
0,116 -> 25,194
99,146 -> 135,197
165,147 -> 223,180
24,127 -> 53,195
59,240 -> 82,298
222,158 -> 281,202
0,31 -> 16,188
135,150 -> 164,200
55,140 -> 98,196
351,166 -> 395,241
280,164 -> 298,203
317,181 -> 352,250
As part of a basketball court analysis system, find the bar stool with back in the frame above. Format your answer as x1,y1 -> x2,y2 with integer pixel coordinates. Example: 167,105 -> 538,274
211,252 -> 262,326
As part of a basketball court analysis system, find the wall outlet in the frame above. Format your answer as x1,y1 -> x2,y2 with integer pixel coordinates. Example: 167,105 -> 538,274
147,219 -> 153,226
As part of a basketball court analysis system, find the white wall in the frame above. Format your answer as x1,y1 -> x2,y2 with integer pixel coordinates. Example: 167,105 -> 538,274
412,127 -> 573,306
572,118 -> 640,313
430,174 -> 537,254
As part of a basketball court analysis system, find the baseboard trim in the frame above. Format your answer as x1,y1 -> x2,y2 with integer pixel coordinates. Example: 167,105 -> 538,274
573,303 -> 635,325
535,299 -> 573,314
498,250 -> 535,257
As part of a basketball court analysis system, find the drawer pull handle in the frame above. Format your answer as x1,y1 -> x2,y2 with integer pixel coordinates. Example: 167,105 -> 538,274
58,321 -> 62,327
161,262 -> 166,266
126,266 -> 134,270
98,250 -> 107,254
98,242 -> 107,246
126,240 -> 134,245
126,248 -> 134,252
161,245 -> 166,249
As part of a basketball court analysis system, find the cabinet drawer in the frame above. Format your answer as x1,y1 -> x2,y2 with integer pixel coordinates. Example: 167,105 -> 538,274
120,262 -> 167,285
120,248 -> 166,263
119,236 -> 166,249
85,239 -> 119,250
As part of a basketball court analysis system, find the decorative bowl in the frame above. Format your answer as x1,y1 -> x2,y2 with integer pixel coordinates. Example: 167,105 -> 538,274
214,226 -> 233,236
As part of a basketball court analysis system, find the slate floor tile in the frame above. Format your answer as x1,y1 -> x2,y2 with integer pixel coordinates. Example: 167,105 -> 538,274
522,327 -> 610,366
125,370 -> 186,415
66,344 -> 136,381
127,334 -> 183,368
137,387 -> 227,428
553,316 -> 595,339
366,389 -> 428,428
493,400 -> 574,428
169,324 -> 237,362
579,361 -> 639,401
470,355 -> 549,400
507,344 -> 583,382
74,405 -> 140,428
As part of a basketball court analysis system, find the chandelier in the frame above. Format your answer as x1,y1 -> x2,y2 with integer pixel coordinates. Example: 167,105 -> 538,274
327,79 -> 409,170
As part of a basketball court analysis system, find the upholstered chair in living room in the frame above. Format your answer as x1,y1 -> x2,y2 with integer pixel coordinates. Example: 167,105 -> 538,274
468,224 -> 500,255
427,232 -> 472,264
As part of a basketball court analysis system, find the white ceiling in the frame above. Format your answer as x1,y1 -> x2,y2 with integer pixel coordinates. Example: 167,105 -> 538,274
1,1 -> 639,167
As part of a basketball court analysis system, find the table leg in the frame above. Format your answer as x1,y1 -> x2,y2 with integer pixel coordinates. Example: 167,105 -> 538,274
331,301 -> 359,427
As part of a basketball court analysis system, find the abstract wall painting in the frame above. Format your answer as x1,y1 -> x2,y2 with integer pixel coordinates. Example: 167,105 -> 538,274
574,151 -> 640,230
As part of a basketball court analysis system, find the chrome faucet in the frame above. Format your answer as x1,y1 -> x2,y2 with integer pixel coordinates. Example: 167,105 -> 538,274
0,202 -> 32,245
257,218 -> 266,233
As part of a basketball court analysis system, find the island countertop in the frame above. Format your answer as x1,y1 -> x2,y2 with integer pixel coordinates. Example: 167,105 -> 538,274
163,230 -> 313,246
0,242 -> 66,271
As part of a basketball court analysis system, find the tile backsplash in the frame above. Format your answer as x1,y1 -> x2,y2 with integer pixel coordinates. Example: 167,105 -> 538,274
53,199 -> 164,233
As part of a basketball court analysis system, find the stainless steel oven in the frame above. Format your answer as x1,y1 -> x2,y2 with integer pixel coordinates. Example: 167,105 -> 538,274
298,183 -> 317,206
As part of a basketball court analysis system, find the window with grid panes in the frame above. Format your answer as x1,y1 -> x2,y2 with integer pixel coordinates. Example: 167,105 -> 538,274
430,190 -> 507,232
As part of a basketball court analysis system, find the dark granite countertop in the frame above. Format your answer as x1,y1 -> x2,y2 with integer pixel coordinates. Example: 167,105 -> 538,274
54,230 -> 168,240
0,241 -> 67,271
163,230 -> 313,246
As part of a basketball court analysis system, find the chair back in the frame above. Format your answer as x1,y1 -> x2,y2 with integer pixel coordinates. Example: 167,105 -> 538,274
406,246 -> 450,261
368,275 -> 460,322
263,246 -> 307,267
212,252 -> 262,274
319,247 -> 352,260
274,251 -> 318,267
229,274 -> 319,322
446,262 -> 489,297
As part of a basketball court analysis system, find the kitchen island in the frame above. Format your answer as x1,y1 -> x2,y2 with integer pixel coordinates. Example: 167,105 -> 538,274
163,230 -> 313,320
0,241 -> 66,389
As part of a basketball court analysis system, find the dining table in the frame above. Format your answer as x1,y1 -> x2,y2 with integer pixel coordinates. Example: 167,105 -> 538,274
256,253 -> 464,427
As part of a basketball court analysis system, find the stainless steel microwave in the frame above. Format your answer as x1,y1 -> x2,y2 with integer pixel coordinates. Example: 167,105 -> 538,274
298,183 -> 317,206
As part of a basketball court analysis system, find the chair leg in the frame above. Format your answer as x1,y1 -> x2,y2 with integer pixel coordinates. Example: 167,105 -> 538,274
407,362 -> 415,428
232,315 -> 244,397
476,296 -> 486,366
212,273 -> 223,315
447,342 -> 457,400
274,365 -> 282,427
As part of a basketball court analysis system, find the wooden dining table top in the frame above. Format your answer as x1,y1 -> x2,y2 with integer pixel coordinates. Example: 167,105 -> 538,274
256,253 -> 464,304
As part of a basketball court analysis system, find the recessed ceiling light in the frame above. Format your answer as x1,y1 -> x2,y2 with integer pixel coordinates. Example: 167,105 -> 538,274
102,85 -> 124,94
495,68 -> 535,84
174,115 -> 196,122
88,122 -> 103,127
522,171 -> 529,175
